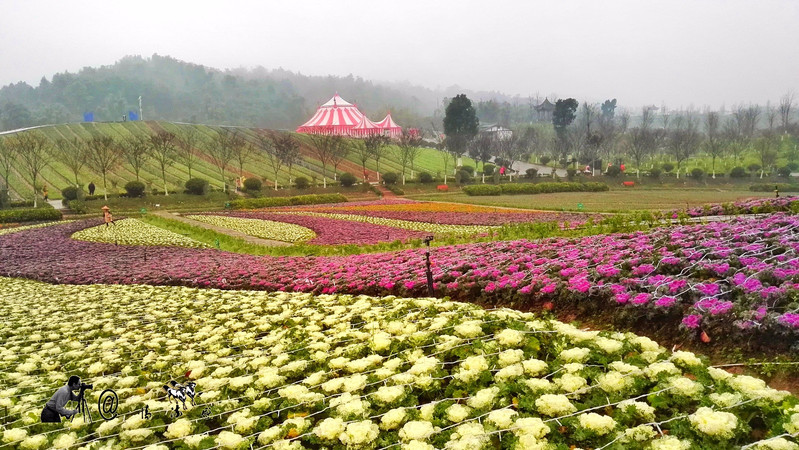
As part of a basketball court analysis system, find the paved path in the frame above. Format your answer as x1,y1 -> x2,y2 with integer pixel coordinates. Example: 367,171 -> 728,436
151,210 -> 293,247
491,157 -> 568,178
47,199 -> 67,210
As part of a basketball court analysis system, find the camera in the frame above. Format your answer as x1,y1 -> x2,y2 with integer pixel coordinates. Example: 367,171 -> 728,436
79,383 -> 93,391
423,235 -> 434,244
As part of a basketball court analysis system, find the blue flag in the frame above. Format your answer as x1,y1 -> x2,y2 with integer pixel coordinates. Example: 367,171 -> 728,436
128,111 -> 139,121
83,112 -> 94,122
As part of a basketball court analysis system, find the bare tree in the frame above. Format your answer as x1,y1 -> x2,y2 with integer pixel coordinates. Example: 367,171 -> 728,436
10,132 -> 51,207
309,132 -> 343,188
765,102 -> 778,132
120,135 -> 150,182
228,130 -> 253,179
469,132 -> 495,183
272,133 -> 301,186
85,136 -> 122,201
329,139 -> 350,181
703,110 -> 724,178
148,131 -> 178,196
395,129 -> 423,184
735,105 -> 761,142
207,129 -> 236,192
667,114 -> 701,178
0,136 -> 14,195
364,134 -> 390,183
495,134 -> 522,181
722,117 -> 745,163
176,127 -> 201,180
779,93 -> 794,132
625,107 -> 656,178
351,139 -> 372,183
754,135 -> 778,178
55,138 -> 89,187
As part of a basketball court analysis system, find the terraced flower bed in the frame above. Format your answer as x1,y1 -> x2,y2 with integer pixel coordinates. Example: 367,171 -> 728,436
1,277 -> 797,449
214,212 -> 428,245
275,211 -> 498,236
185,215 -> 316,243
2,214 -> 799,350
72,218 -> 210,248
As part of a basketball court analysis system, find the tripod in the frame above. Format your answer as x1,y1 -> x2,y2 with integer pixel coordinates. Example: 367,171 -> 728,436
70,385 -> 93,424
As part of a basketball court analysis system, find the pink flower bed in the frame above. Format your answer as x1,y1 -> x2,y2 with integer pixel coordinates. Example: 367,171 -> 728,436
209,211 -> 428,245
3,214 -> 799,346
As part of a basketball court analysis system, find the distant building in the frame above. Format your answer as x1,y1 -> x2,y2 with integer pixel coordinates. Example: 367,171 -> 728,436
534,98 -> 555,123
479,123 -> 513,140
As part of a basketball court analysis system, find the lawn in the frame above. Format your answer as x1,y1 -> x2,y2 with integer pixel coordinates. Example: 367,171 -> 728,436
409,188 -> 775,212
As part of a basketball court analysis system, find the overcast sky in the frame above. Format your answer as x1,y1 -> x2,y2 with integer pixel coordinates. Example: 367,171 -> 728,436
1,0 -> 797,110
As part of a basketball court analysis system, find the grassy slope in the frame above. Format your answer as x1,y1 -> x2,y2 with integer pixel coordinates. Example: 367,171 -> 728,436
1,122 -> 470,200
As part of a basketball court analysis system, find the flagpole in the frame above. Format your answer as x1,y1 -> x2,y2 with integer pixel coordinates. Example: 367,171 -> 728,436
138,96 -> 143,121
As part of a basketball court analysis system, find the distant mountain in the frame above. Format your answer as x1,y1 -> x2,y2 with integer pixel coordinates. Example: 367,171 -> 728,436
0,54 -> 547,132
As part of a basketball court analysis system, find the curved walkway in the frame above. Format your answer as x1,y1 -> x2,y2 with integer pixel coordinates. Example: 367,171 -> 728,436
152,210 -> 293,247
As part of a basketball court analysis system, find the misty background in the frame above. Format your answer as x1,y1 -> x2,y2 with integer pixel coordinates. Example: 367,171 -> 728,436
0,0 -> 797,130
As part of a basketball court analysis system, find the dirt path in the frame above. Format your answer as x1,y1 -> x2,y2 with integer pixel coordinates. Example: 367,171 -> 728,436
151,210 -> 293,247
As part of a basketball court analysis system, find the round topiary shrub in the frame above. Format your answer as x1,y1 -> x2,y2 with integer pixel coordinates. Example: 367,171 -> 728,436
124,181 -> 146,197
460,165 -> 475,175
382,172 -> 399,185
418,172 -> 433,183
185,178 -> 209,195
606,165 -> 622,177
339,172 -> 357,187
526,168 -> 539,178
662,163 -> 675,173
566,168 -> 577,179
456,168 -> 473,184
748,163 -> 762,173
483,164 -> 495,176
539,156 -> 552,166
788,162 -> 799,171
691,168 -> 705,179
294,177 -> 310,189
243,178 -> 262,192
649,168 -> 662,179
730,167 -> 747,178
61,186 -> 80,201
777,166 -> 792,178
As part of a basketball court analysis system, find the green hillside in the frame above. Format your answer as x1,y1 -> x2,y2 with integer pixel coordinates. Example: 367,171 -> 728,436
0,122 -> 474,200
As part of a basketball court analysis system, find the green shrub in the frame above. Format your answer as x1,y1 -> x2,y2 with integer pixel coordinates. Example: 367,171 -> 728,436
61,186 -> 80,201
566,168 -> 577,179
294,177 -> 310,189
730,167 -> 748,178
382,172 -> 400,185
777,166 -> 792,178
68,200 -> 88,214
462,185 -> 502,196
418,172 -> 434,183
690,168 -> 705,179
387,185 -> 405,195
124,181 -> 146,197
229,193 -> 348,209
456,168 -> 473,184
788,162 -> 799,171
185,178 -> 209,195
460,165 -> 475,175
750,183 -> 799,192
748,163 -> 762,173
243,178 -> 263,192
483,164 -> 495,176
606,166 -> 622,177
649,168 -> 662,179
339,173 -> 357,187
0,207 -> 62,223
662,163 -> 675,173
526,168 -> 539,178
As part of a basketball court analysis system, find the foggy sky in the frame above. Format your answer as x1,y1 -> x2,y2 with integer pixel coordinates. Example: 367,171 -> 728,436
1,0 -> 797,110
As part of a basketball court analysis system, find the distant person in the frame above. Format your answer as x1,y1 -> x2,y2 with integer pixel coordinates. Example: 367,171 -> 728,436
499,166 -> 506,176
88,182 -> 96,196
102,205 -> 114,227
41,376 -> 80,423
42,185 -> 48,201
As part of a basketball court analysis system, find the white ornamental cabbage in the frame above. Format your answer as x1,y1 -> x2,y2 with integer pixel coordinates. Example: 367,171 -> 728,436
689,407 -> 739,439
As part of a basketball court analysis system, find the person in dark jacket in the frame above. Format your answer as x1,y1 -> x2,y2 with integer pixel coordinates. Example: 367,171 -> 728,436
41,376 -> 81,422
88,181 -> 96,196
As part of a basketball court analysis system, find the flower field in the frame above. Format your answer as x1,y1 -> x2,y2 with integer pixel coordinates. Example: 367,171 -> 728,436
2,213 -> 799,348
72,219 -> 210,248
280,200 -> 599,226
1,277 -> 797,449
213,212 -> 429,245
184,215 -> 316,243
274,212 -> 497,236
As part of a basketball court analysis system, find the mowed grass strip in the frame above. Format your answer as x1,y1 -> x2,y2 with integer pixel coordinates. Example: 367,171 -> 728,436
410,189 -> 775,212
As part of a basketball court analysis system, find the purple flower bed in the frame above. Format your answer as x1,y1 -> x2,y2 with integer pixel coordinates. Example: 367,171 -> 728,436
3,214 -> 799,348
678,196 -> 799,218
208,211 -> 428,245
289,209 -> 598,226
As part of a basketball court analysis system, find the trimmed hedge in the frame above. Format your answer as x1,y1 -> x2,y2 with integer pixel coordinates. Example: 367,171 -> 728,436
463,182 -> 609,196
229,193 -> 348,210
0,207 -> 62,223
750,183 -> 799,193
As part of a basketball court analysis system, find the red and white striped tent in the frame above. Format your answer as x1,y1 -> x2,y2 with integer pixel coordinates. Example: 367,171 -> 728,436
350,115 -> 382,137
296,94 -> 365,135
375,112 -> 402,138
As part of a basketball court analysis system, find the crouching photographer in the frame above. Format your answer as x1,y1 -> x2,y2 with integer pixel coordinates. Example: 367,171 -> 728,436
41,376 -> 91,423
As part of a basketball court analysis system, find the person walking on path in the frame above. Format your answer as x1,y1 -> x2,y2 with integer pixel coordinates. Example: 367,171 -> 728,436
42,185 -> 48,201
102,205 -> 114,227
88,181 -> 96,196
